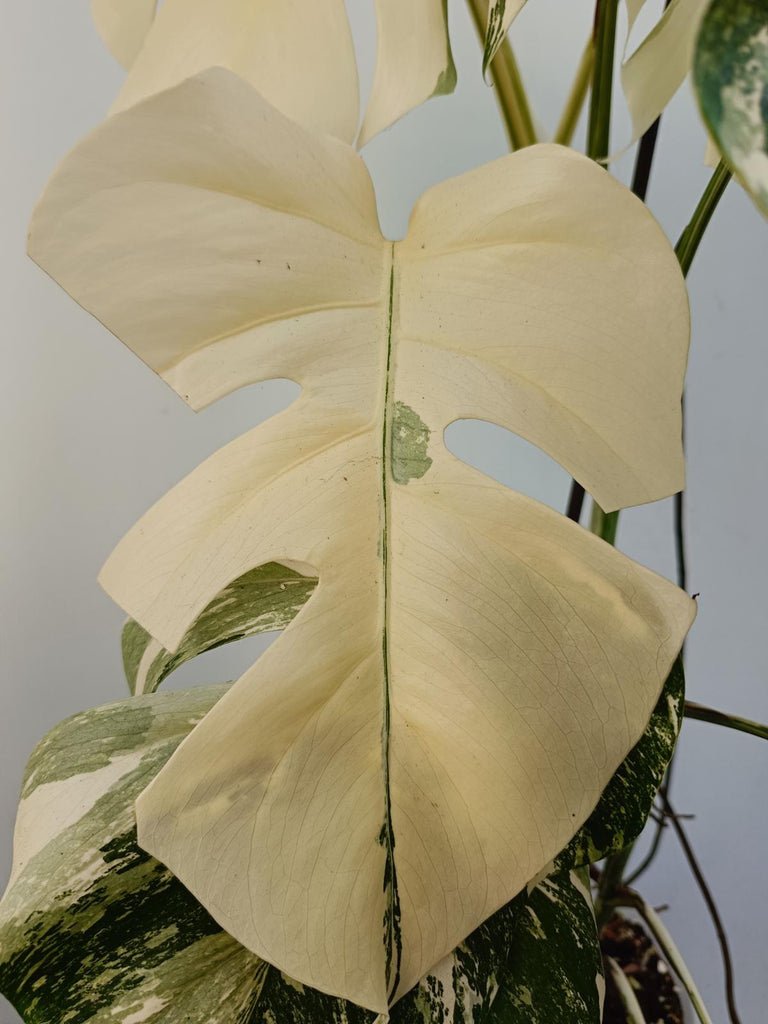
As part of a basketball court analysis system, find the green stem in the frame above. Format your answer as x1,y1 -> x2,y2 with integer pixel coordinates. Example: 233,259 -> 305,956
587,0 -> 620,162
605,956 -> 649,1023
466,0 -> 537,150
685,700 -> 768,741
589,502 -> 619,545
595,843 -> 633,928
675,160 -> 732,275
607,894 -> 714,1024
554,37 -> 595,146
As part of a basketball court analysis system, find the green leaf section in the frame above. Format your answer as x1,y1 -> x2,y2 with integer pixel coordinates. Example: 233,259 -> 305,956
490,868 -> 603,1023
1,684 -> 604,1024
122,562 -> 317,695
693,0 -> 768,217
561,656 -> 684,868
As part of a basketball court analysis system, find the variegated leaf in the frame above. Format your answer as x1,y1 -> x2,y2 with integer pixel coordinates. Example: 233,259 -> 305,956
123,550 -> 684,874
122,562 -> 317,696
561,656 -> 685,868
482,1 -> 528,76
693,0 -> 768,217
0,687 -> 595,1024
358,0 -> 456,146
490,868 -> 603,1023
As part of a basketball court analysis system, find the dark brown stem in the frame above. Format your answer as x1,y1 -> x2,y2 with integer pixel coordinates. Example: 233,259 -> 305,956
660,793 -> 742,1024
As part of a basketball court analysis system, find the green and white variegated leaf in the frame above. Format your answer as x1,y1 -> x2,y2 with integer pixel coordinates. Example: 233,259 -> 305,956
693,0 -> 768,217
620,0 -> 709,152
358,0 -> 456,147
560,656 -> 685,869
90,0 -> 157,69
483,1 -> 528,76
1,687 -> 594,1024
122,562 -> 317,696
489,868 -> 603,1024
0,685 -> 272,1024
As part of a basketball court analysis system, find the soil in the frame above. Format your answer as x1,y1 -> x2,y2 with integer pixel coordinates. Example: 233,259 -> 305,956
601,912 -> 684,1024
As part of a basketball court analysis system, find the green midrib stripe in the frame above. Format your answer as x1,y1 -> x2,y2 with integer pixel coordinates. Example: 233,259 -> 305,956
380,246 -> 402,1000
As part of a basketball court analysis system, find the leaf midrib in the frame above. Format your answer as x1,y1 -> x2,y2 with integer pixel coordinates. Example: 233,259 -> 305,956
380,244 -> 401,1000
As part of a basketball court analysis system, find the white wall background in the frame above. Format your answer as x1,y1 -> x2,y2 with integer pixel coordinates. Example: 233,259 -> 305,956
1,1 -> 766,1020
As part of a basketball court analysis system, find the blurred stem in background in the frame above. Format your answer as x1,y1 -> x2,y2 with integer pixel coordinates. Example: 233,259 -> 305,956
466,0 -> 537,150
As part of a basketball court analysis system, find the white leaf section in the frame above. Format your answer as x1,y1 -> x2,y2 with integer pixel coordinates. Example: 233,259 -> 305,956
90,0 -> 157,69
110,0 -> 359,144
359,0 -> 456,146
28,70 -> 695,1013
621,0 -> 709,149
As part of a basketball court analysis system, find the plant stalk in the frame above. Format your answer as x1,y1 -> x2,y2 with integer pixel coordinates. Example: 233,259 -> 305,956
595,843 -> 633,928
660,793 -> 743,1024
589,502 -> 619,545
565,0 -> 620,521
587,0 -> 620,162
607,893 -> 714,1024
605,956 -> 649,1023
554,37 -> 595,146
466,0 -> 537,150
675,160 -> 732,276
684,700 -> 768,741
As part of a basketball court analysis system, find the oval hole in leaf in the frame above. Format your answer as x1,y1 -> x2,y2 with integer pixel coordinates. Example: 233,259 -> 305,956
160,630 -> 282,692
194,378 -> 300,430
444,418 -> 573,513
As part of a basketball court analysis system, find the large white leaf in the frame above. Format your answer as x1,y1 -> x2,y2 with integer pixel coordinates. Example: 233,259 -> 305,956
28,69 -> 695,1013
109,0 -> 360,144
90,0 -> 157,69
358,0 -> 456,146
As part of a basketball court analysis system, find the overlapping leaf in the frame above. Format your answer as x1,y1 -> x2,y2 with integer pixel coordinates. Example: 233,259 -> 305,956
107,0 -> 360,143
0,684 -> 602,1024
97,0 -> 455,146
693,0 -> 768,217
358,0 -> 455,146
28,68 -> 694,1011
90,0 -> 157,69
122,562 -> 317,696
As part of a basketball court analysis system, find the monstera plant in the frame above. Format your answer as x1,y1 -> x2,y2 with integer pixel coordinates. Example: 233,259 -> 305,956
2,0 -> 766,1022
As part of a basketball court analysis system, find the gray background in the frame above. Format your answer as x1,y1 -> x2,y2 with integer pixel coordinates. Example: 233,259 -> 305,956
1,0 -> 766,1020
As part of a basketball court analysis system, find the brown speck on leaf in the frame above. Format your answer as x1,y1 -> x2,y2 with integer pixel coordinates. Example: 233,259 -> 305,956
286,262 -> 291,270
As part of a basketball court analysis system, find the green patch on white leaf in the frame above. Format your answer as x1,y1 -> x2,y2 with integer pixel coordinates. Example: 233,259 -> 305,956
391,403 -> 433,484
694,0 -> 768,217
